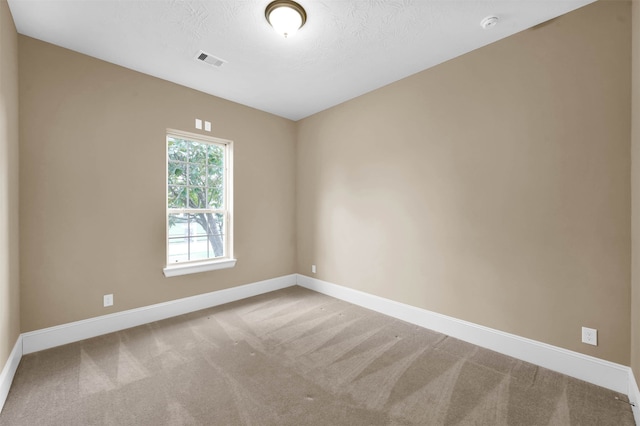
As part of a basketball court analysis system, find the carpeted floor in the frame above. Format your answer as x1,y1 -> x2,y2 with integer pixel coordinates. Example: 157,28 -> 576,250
0,286 -> 635,425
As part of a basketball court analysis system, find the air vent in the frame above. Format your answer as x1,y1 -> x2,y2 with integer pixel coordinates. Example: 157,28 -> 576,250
195,51 -> 226,68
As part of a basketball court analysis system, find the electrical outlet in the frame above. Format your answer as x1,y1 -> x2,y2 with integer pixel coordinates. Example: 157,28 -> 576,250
581,327 -> 597,346
311,264 -> 316,274
103,294 -> 114,307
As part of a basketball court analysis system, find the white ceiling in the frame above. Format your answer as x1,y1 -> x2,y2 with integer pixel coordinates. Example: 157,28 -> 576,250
8,0 -> 595,121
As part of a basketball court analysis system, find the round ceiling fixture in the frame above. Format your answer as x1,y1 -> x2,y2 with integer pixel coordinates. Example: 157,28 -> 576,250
481,16 -> 499,29
265,0 -> 307,38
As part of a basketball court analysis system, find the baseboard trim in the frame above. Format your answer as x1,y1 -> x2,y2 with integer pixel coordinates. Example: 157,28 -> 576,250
0,335 -> 22,414
4,273 -> 637,417
296,274 -> 631,395
629,369 -> 640,424
22,274 -> 297,355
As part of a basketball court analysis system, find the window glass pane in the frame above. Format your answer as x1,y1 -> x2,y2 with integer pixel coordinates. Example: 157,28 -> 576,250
208,233 -> 224,258
188,163 -> 206,187
193,213 -> 220,234
187,187 -> 207,208
207,166 -> 224,209
207,166 -> 223,188
168,237 -> 189,263
189,236 -> 210,260
189,141 -> 209,164
207,186 -> 224,210
168,186 -> 187,208
215,213 -> 225,233
203,213 -> 224,237
168,214 -> 189,237
199,213 -> 225,258
187,214 -> 208,236
208,144 -> 224,167
168,138 -> 188,162
168,161 -> 186,186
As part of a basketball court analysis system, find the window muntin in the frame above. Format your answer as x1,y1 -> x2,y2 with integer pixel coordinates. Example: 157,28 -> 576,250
166,131 -> 232,266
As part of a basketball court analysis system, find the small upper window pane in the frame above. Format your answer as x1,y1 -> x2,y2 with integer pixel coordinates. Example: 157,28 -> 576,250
189,141 -> 209,164
207,188 -> 224,209
188,163 -> 206,187
168,161 -> 187,186
207,166 -> 223,188
168,138 -> 188,162
188,187 -> 207,209
208,144 -> 224,164
168,186 -> 187,208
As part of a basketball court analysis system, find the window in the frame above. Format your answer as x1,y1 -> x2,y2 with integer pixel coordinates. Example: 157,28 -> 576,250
163,130 -> 235,277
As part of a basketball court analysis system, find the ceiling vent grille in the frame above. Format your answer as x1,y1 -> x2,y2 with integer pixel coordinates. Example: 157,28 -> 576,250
195,51 -> 226,68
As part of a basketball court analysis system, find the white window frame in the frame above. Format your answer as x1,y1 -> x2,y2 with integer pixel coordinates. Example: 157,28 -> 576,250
163,129 -> 236,277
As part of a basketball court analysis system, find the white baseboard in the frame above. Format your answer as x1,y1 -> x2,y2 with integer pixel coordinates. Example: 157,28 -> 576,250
22,274 -> 297,355
3,272 -> 638,419
0,335 -> 22,414
629,369 -> 640,424
297,274 -> 631,396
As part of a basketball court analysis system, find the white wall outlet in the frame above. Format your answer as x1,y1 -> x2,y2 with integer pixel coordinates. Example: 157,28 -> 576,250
311,264 -> 316,274
204,121 -> 211,132
195,118 -> 202,129
103,294 -> 114,307
581,326 -> 597,346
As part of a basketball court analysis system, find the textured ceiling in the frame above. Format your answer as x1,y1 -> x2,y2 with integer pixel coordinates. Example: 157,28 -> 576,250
8,0 -> 596,121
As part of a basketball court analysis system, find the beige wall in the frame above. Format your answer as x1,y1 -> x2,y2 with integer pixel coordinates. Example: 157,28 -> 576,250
11,0 -> 637,371
0,0 -> 20,366
632,0 -> 640,381
18,36 -> 296,331
297,1 -> 631,364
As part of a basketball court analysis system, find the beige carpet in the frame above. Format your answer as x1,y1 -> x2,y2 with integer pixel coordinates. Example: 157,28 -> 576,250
0,286 -> 635,425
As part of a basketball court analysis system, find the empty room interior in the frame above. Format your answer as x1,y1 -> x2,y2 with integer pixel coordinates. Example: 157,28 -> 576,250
2,0 -> 640,424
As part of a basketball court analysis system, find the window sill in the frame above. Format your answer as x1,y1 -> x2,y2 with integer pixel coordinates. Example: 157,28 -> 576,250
163,259 -> 237,278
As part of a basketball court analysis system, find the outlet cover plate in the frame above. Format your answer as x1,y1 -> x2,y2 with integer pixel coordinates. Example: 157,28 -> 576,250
103,294 -> 114,307
581,327 -> 597,346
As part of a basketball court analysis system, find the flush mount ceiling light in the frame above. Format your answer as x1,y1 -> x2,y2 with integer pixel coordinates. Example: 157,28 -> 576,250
265,0 -> 307,38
